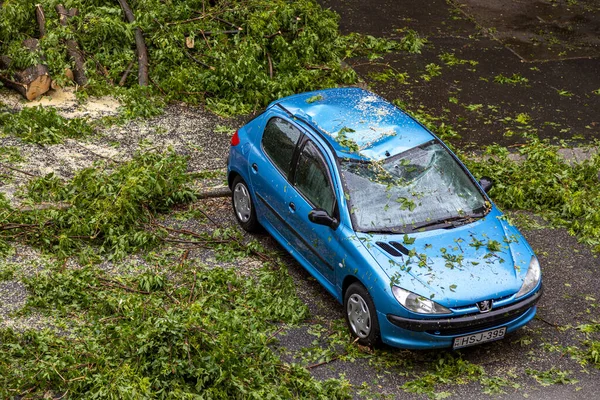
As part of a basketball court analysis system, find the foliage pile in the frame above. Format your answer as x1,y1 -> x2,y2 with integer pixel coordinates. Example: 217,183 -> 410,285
0,150 -> 195,259
0,147 -> 352,396
0,0 -> 422,115
463,139 -> 600,250
0,105 -> 94,144
0,254 -> 350,397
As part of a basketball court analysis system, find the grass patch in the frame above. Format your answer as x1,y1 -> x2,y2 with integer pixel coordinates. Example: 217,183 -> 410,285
0,146 -> 24,163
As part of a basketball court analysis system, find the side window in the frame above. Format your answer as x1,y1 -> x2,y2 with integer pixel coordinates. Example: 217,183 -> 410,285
294,141 -> 336,216
262,118 -> 301,178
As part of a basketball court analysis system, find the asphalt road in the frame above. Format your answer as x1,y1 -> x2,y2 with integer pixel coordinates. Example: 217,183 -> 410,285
320,0 -> 600,148
265,1 -> 600,398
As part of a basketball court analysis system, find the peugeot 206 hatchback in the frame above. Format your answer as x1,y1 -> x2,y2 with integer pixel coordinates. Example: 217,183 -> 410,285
226,88 -> 542,349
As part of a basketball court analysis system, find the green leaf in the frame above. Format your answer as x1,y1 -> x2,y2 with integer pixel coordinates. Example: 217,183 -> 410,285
403,234 -> 415,245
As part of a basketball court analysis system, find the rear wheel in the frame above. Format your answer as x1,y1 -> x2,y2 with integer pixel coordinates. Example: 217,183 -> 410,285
344,282 -> 381,346
231,176 -> 260,232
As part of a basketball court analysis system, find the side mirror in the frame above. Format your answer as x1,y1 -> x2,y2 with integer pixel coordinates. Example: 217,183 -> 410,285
308,208 -> 338,229
479,176 -> 493,193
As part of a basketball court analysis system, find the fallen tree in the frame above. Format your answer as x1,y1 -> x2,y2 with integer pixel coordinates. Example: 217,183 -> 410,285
0,0 -> 422,114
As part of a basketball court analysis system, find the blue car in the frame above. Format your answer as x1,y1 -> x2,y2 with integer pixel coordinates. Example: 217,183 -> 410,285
227,88 -> 542,349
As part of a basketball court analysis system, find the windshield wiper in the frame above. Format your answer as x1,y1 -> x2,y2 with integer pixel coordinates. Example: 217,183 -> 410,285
410,214 -> 484,231
363,228 -> 406,235
363,212 -> 486,235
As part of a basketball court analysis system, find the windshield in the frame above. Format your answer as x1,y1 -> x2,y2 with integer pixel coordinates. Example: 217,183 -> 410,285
340,141 -> 488,232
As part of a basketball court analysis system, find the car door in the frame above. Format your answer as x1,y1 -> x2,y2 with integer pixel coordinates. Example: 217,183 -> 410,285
248,116 -> 302,243
286,138 -> 341,285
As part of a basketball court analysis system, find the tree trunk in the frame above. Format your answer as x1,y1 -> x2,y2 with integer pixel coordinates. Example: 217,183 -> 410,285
55,4 -> 87,86
117,0 -> 149,86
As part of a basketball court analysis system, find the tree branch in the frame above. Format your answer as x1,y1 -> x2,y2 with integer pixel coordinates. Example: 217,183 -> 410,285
0,162 -> 38,177
117,0 -> 149,86
119,59 -> 134,86
56,4 -> 87,86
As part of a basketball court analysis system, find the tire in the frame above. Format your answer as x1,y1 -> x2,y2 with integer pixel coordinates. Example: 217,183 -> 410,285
231,176 -> 260,232
344,282 -> 381,346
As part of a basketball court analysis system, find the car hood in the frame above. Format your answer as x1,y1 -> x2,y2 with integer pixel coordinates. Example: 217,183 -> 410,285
356,208 -> 536,308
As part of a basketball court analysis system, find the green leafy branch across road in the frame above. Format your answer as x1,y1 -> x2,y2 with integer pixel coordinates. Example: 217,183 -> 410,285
0,150 -> 195,260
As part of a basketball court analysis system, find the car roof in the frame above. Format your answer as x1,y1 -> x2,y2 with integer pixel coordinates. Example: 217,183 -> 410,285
272,87 -> 434,161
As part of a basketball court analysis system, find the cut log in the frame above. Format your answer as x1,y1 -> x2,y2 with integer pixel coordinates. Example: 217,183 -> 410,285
117,0 -> 149,86
55,4 -> 87,86
0,38 -> 51,100
0,67 -> 51,101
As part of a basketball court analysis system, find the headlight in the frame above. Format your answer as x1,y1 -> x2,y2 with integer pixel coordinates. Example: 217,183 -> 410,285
392,286 -> 451,314
515,256 -> 541,299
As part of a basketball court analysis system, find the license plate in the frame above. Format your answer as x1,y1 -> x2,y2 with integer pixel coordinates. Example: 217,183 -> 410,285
453,327 -> 506,349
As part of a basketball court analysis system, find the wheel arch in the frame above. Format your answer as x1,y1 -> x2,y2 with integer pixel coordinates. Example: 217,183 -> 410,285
227,171 -> 241,190
342,275 -> 362,298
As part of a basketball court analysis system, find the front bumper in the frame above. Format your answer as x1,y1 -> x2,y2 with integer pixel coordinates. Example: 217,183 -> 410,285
379,286 -> 542,349
387,286 -> 542,335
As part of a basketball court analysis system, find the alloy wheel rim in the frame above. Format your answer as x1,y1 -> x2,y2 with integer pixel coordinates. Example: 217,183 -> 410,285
233,183 -> 251,223
347,293 -> 371,338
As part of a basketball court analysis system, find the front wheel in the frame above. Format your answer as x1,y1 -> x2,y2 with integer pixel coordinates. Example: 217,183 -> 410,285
344,282 -> 381,346
231,176 -> 260,232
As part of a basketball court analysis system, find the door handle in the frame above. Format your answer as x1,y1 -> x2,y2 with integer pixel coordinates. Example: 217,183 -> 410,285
289,202 -> 296,211
251,163 -> 258,172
